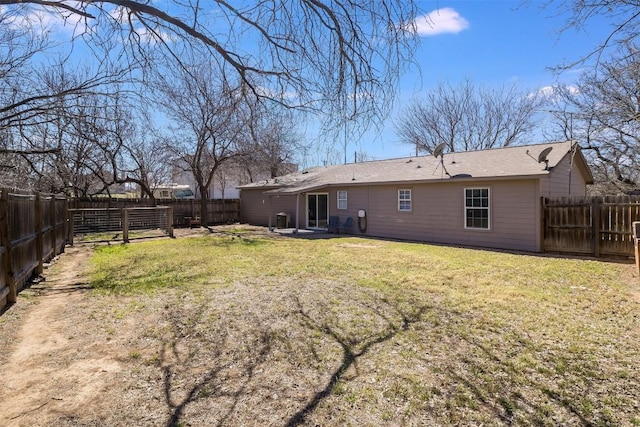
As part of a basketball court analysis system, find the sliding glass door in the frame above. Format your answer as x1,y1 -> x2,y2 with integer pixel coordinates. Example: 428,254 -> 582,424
307,193 -> 328,228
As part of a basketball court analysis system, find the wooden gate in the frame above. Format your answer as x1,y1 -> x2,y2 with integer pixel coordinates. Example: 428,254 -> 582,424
542,196 -> 640,257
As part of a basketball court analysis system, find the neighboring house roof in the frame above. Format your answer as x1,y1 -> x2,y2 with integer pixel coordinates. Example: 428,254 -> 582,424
238,141 -> 593,195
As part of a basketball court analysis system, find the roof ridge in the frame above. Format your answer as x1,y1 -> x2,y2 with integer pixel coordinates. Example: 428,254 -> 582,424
337,140 -> 573,166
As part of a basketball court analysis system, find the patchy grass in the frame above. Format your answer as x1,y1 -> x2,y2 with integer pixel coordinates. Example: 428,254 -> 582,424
80,234 -> 640,425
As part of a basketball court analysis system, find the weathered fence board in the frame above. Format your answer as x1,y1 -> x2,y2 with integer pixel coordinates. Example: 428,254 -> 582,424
9,192 -> 38,291
69,198 -> 239,226
543,196 -> 640,257
0,189 -> 67,311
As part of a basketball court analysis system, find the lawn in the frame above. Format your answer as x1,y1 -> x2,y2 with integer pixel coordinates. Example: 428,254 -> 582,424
87,231 -> 640,426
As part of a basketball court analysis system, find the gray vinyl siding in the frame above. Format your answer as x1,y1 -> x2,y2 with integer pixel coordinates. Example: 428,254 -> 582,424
349,180 -> 540,252
539,154 -> 588,197
239,189 -> 298,226
326,187 -> 370,229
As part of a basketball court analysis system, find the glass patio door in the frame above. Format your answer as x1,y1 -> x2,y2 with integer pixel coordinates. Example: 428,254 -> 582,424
307,193 -> 328,228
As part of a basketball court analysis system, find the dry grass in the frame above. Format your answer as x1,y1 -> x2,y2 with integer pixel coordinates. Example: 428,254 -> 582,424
5,228 -> 640,426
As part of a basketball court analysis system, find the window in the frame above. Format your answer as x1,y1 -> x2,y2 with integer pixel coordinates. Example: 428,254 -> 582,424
337,190 -> 348,210
398,189 -> 412,212
465,188 -> 490,229
160,190 -> 170,198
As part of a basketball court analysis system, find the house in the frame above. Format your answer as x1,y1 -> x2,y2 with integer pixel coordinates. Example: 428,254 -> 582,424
238,141 -> 593,253
171,157 -> 298,199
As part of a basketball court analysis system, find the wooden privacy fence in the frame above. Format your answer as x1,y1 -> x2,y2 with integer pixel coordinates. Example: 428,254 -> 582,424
0,189 -> 67,310
69,198 -> 240,226
542,196 -> 640,257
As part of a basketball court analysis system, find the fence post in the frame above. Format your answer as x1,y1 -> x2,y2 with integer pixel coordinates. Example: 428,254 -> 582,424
50,194 -> 57,256
67,209 -> 75,246
633,222 -> 640,276
122,208 -> 129,243
35,192 -> 44,274
167,207 -> 174,238
0,189 -> 16,303
62,197 -> 69,251
592,197 -> 601,257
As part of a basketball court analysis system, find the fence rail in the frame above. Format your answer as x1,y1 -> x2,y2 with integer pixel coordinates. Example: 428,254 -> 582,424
0,189 -> 67,311
69,198 -> 239,226
68,206 -> 174,244
542,196 -> 640,257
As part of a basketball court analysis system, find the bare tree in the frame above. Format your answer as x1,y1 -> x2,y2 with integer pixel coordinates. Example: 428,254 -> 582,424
0,14 -> 134,191
1,1 -> 422,197
242,109 -> 306,180
121,134 -> 172,199
3,62 -> 166,197
155,57 -> 247,224
0,63 -> 121,194
0,8 -> 131,145
198,109 -> 306,205
395,80 -> 545,155
0,1 -> 420,134
536,2 -> 640,194
541,0 -> 640,69
73,99 -> 173,199
548,43 -> 640,194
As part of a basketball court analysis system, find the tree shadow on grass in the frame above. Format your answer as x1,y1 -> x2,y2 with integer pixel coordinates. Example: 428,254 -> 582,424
439,330 -> 625,425
151,278 -> 639,426
158,302 -> 274,427
154,283 -> 433,427
285,290 -> 429,427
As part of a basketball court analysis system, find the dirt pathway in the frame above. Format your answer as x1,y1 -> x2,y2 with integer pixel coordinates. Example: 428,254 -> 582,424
0,245 -> 123,426
0,228 -> 261,426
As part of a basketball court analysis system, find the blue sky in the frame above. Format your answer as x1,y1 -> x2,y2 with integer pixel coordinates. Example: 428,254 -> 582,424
349,1 -> 613,161
7,1 -> 614,165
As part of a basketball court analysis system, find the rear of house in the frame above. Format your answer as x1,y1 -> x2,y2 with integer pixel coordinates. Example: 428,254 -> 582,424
239,141 -> 593,252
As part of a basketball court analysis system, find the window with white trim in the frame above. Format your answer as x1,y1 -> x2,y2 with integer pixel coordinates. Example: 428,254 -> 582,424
337,190 -> 347,210
464,188 -> 490,229
398,189 -> 412,212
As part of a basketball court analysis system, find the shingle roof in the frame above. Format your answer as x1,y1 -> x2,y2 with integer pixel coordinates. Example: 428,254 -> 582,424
238,141 -> 590,195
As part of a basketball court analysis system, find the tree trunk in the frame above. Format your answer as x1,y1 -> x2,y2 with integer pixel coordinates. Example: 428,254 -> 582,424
200,192 -> 208,226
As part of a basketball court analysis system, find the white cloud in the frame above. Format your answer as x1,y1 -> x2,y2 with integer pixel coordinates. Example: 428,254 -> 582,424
412,8 -> 469,36
534,84 -> 580,100
136,27 -> 175,44
1,4 -> 87,37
